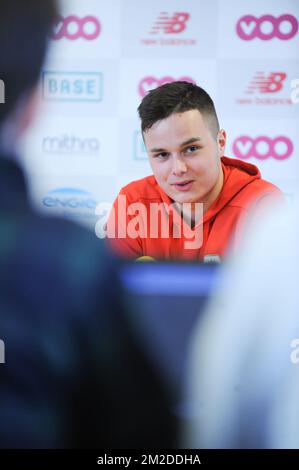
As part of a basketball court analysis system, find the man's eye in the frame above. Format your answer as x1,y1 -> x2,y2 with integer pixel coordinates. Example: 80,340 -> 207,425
154,152 -> 168,159
185,145 -> 199,153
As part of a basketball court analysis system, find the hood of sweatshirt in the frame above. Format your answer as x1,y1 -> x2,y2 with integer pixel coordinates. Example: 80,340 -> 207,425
155,156 -> 261,227
202,156 -> 261,224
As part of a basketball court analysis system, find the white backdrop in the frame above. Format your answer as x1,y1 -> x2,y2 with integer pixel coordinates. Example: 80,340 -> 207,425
20,0 -> 299,230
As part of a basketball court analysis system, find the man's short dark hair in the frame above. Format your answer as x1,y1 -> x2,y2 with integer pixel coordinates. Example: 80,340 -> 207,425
138,81 -> 220,138
0,0 -> 58,126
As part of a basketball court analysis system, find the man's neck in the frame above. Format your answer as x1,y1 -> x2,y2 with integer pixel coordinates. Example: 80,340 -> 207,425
202,167 -> 224,214
173,167 -> 224,229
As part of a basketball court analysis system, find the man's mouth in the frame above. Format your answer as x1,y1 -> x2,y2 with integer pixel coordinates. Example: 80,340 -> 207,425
171,180 -> 194,191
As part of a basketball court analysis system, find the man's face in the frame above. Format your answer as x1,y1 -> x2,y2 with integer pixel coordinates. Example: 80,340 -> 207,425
144,109 -> 226,209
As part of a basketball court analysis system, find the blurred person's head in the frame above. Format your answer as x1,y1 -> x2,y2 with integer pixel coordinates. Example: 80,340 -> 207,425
0,0 -> 57,150
138,81 -> 226,212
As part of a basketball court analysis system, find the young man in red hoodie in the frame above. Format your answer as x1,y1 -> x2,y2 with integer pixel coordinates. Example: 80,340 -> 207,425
107,81 -> 282,261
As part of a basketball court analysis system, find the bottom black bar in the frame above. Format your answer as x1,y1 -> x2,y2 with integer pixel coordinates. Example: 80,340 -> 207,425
0,450 -> 299,466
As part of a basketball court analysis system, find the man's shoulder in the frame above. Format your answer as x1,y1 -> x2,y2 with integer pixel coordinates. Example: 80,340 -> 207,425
120,175 -> 161,202
227,177 -> 283,209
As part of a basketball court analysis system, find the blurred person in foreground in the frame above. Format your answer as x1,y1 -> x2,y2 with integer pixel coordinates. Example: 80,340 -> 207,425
184,200 -> 299,448
0,0 -> 175,448
106,81 -> 283,261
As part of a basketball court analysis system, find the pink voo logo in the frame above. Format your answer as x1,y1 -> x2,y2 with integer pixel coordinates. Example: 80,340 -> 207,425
50,15 -> 101,40
138,76 -> 195,98
236,14 -> 298,40
233,136 -> 293,160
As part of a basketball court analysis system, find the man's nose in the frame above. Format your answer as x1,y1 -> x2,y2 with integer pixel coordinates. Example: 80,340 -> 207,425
172,156 -> 187,175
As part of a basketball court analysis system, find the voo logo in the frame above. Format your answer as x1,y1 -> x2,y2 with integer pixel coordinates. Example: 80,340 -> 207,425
233,136 -> 293,160
236,14 -> 298,40
138,76 -> 195,97
50,15 -> 101,40
0,79 -> 5,103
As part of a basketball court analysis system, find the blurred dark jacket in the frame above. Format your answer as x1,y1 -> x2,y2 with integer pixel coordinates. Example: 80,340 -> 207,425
0,155 -> 176,448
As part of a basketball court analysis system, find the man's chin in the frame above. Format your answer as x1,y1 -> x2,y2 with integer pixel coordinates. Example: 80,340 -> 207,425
169,193 -> 199,205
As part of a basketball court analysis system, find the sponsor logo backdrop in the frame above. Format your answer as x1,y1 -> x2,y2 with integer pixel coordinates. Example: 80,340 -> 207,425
21,0 -> 299,229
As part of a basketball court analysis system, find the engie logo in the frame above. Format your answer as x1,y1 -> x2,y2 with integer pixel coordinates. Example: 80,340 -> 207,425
42,188 -> 98,223
0,79 -> 5,103
42,134 -> 100,155
233,136 -> 293,160
133,131 -> 147,160
236,14 -> 298,40
50,15 -> 101,40
246,72 -> 286,94
138,76 -> 195,97
149,12 -> 189,34
42,71 -> 102,102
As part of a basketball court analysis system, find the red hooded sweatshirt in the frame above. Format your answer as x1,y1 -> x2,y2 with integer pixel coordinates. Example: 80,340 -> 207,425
106,157 -> 283,261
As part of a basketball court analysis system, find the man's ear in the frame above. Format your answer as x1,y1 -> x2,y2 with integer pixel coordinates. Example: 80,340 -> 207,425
217,129 -> 226,156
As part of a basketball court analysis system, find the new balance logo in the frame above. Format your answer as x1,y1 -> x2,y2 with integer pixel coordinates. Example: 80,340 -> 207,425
149,12 -> 189,34
246,72 -> 286,94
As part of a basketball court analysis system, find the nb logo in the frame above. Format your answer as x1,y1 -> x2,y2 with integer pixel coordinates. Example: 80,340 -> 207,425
233,136 -> 293,160
150,12 -> 189,35
246,72 -> 287,94
50,15 -> 101,40
138,76 -> 195,97
236,14 -> 298,40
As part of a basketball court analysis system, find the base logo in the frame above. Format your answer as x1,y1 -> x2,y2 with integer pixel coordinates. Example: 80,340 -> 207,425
42,71 -> 103,102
